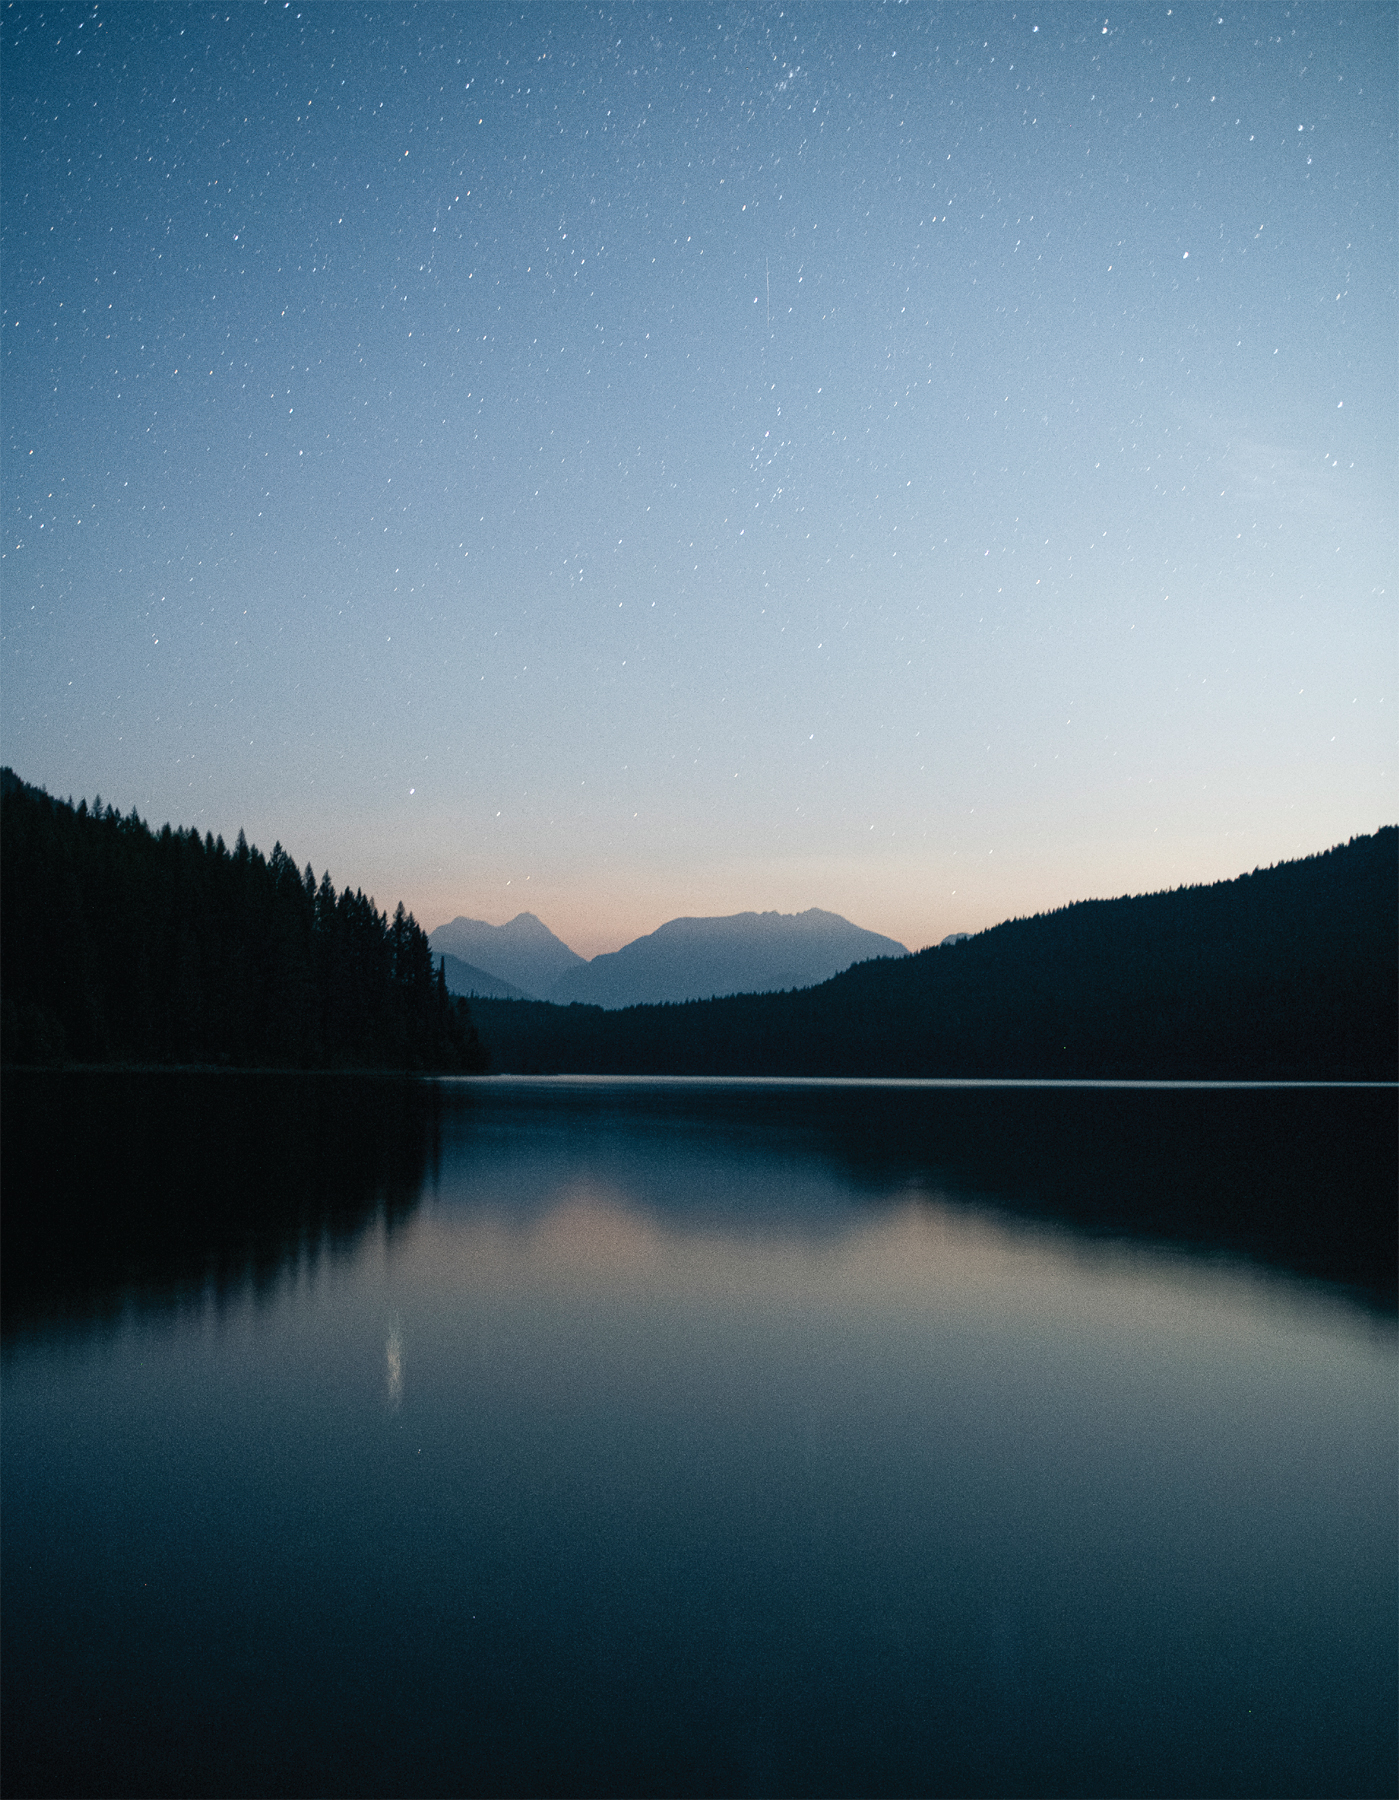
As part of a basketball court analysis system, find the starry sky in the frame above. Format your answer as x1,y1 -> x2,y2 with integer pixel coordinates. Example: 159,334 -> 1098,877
3,3 -> 1394,957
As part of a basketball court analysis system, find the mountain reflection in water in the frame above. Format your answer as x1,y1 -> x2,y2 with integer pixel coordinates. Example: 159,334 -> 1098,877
4,1073 -> 1394,1337
2,1074 -> 1395,1800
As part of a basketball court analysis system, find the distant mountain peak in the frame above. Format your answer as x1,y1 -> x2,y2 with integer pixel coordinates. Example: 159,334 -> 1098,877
436,908 -> 550,934
431,902 -> 909,1010
547,909 -> 908,1009
429,912 -> 585,1001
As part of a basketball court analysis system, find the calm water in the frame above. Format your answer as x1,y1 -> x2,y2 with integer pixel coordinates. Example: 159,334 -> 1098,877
3,1074 -> 1395,1798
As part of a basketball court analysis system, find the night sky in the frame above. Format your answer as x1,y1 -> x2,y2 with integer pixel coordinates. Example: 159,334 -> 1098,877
4,3 -> 1393,956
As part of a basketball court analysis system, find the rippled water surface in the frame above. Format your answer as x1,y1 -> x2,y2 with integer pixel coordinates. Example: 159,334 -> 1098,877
3,1074 -> 1395,1797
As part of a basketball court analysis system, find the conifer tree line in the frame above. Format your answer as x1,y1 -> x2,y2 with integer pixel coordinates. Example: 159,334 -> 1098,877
1,770 -> 488,1072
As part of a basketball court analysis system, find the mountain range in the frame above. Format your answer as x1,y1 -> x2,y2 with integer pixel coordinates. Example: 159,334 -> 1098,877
428,912 -> 587,998
464,828 -> 1398,1082
428,909 -> 909,1008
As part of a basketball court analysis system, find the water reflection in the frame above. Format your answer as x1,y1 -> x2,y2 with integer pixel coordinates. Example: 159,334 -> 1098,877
3,1073 -> 1394,1342
2,1071 -> 441,1342
385,1320 -> 403,1410
3,1074 -> 1394,1799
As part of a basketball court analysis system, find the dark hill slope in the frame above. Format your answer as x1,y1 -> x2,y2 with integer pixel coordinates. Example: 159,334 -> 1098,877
438,953 -> 531,1002
468,829 -> 1397,1079
1,770 -> 487,1072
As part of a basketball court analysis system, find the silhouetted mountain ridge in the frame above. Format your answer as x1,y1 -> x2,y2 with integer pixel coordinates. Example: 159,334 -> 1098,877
431,905 -> 908,1007
429,912 -> 584,1000
547,908 -> 908,1007
466,829 -> 1398,1079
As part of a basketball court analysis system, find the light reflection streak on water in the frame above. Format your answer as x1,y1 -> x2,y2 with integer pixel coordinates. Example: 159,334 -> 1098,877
385,1320 -> 403,1410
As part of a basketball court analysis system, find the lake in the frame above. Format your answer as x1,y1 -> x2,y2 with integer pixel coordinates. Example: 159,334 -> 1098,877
3,1073 -> 1395,1798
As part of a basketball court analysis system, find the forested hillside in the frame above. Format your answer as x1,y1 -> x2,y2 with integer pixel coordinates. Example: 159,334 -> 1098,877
1,771 -> 487,1072
468,829 -> 1398,1080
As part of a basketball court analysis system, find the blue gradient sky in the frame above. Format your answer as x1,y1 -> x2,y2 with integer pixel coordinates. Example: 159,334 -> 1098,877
4,3 -> 1393,955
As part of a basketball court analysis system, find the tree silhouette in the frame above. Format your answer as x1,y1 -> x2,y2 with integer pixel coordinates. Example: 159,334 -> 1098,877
0,769 -> 488,1073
